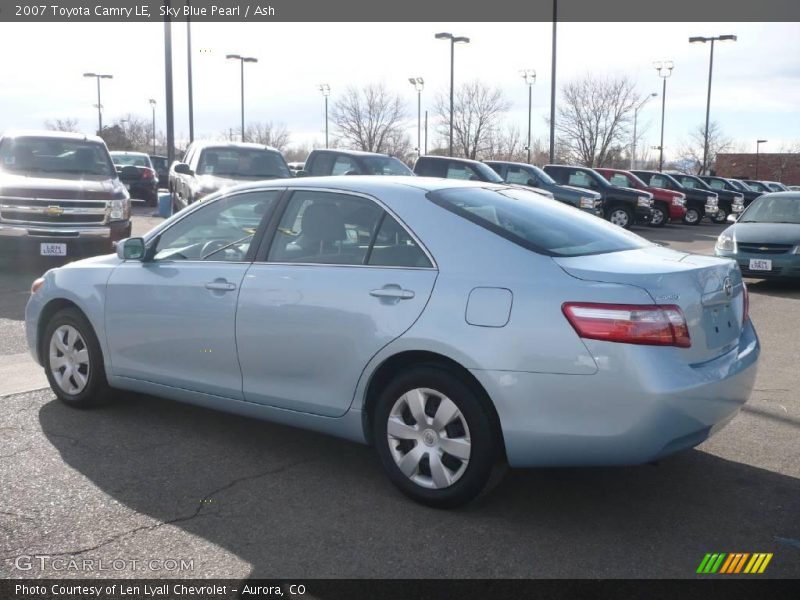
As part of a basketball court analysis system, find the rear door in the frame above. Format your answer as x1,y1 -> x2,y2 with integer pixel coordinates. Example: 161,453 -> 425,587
236,188 -> 437,417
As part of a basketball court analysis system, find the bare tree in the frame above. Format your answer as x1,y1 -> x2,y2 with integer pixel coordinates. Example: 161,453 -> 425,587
98,114 -> 154,152
679,121 -> 733,174
244,121 -> 291,152
435,81 -> 511,159
555,74 -> 639,167
331,83 -> 407,154
44,118 -> 80,133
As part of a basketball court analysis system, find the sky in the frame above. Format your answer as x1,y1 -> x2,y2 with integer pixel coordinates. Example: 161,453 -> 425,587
1,21 -> 799,161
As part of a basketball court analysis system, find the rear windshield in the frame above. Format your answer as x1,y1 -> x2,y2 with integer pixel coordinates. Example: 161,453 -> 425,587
0,136 -> 116,177
197,147 -> 290,179
112,154 -> 152,168
361,156 -> 414,176
428,186 -> 651,257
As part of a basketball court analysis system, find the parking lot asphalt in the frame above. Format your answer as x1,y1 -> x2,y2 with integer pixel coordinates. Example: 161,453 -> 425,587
1,214 -> 799,579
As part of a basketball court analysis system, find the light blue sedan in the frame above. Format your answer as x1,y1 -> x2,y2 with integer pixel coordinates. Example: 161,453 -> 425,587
26,177 -> 760,507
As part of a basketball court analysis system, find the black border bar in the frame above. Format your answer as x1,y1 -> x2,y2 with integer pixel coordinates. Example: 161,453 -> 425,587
2,0 -> 800,22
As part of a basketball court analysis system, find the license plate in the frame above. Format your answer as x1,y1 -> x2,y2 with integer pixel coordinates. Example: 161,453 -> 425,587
40,243 -> 67,257
749,258 -> 772,271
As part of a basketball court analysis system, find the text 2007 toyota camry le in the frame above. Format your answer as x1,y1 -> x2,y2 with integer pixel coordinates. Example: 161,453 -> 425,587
26,177 -> 759,507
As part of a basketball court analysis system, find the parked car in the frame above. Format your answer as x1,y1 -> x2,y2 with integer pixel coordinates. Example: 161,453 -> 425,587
485,160 -> 602,216
700,176 -> 760,211
632,170 -> 718,226
110,151 -> 159,206
414,156 -> 554,199
287,161 -> 305,175
595,167 -> 686,228
302,149 -> 414,177
543,165 -> 652,229
691,175 -> 746,223
788,186 -> 800,192
26,176 -> 759,508
715,191 -> 800,279
0,130 -> 131,259
762,181 -> 790,193
170,141 -> 291,210
149,154 -> 169,188
741,180 -> 772,194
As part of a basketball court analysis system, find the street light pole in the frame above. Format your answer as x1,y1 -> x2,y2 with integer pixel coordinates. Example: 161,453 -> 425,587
408,78 -> 424,157
654,61 -> 674,172
226,54 -> 258,142
83,73 -> 113,134
520,70 -> 536,164
435,32 -> 470,157
149,99 -> 157,155
755,139 -> 768,179
319,84 -> 331,148
186,0 -> 194,143
631,93 -> 657,169
689,34 -> 737,175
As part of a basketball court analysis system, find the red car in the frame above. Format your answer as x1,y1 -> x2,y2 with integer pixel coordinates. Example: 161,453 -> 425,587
595,168 -> 686,228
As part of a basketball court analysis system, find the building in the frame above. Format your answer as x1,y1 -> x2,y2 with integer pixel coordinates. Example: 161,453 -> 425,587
714,153 -> 800,185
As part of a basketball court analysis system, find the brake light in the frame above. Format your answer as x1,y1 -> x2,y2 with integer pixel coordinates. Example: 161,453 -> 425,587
742,282 -> 749,323
562,303 -> 691,348
142,168 -> 155,180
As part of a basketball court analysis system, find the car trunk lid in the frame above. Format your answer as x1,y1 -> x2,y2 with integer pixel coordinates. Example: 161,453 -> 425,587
554,245 -> 745,364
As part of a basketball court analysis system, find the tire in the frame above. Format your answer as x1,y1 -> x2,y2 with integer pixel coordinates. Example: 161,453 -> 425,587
683,207 -> 702,226
373,366 -> 501,508
607,206 -> 633,229
649,204 -> 668,228
42,308 -> 112,408
712,206 -> 728,224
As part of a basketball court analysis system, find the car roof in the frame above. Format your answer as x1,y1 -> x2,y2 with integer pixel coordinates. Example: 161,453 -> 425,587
310,149 -> 392,158
484,160 -> 541,168
110,150 -> 148,156
418,155 -> 486,166
1,129 -> 105,144
187,140 -> 281,153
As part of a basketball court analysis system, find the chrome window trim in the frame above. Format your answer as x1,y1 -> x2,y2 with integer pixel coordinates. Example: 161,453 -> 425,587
258,185 -> 438,270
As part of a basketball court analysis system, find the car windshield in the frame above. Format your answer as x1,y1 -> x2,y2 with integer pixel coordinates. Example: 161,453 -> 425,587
678,175 -> 712,191
705,178 -> 728,190
0,136 -> 116,177
112,154 -> 151,168
428,186 -> 651,257
150,156 -> 168,170
360,156 -> 414,176
472,162 -> 504,183
739,195 -> 800,224
727,179 -> 747,192
197,147 -> 290,178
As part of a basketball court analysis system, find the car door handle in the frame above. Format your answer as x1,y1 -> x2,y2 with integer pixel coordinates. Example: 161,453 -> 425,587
205,280 -> 237,292
370,286 -> 415,300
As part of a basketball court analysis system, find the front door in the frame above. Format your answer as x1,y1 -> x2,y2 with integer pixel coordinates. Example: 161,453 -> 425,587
236,189 -> 437,417
105,189 -> 281,398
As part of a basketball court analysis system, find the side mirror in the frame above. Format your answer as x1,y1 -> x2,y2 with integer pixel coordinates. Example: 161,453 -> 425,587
116,237 -> 146,261
120,165 -> 139,179
344,170 -> 360,176
174,163 -> 193,175
295,170 -> 309,178
726,213 -> 738,223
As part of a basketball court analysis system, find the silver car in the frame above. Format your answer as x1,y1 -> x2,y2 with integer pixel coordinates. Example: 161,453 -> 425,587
26,177 -> 760,507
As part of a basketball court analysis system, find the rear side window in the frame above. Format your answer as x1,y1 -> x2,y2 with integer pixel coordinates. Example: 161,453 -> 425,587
428,187 -> 650,257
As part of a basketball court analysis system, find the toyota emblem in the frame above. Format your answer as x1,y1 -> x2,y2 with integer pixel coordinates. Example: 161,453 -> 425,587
723,277 -> 733,298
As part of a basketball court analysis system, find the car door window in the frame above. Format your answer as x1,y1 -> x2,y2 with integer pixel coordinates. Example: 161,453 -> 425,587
568,170 -> 594,188
268,191 -> 383,264
446,163 -> 479,180
506,166 -> 534,185
331,155 -> 359,175
608,173 -> 631,187
649,174 -> 667,188
154,190 -> 280,262
367,214 -> 432,268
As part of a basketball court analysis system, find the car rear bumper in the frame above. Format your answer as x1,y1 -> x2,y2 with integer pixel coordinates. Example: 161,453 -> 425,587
472,319 -> 759,467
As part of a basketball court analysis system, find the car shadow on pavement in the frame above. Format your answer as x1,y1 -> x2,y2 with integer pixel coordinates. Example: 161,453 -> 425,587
745,278 -> 800,299
38,392 -> 800,579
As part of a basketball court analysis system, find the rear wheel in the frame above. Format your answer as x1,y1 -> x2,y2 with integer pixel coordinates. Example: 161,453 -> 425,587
373,366 -> 501,508
608,206 -> 633,229
42,308 -> 112,408
649,204 -> 668,228
683,207 -> 702,225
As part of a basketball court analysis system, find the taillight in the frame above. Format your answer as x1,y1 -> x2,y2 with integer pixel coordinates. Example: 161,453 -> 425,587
142,168 -> 155,180
742,282 -> 749,323
562,303 -> 691,348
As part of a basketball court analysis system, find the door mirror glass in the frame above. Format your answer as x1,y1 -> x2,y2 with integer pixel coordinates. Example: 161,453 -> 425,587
174,162 -> 193,175
116,237 -> 146,261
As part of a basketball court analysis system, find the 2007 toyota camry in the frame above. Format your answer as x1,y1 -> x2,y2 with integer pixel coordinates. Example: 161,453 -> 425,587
26,177 -> 759,507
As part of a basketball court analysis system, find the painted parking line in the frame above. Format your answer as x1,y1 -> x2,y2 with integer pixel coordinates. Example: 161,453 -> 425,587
0,352 -> 48,396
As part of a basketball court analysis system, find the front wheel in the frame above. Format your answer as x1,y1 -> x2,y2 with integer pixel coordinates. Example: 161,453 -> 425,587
683,207 -> 702,226
648,204 -> 668,228
373,366 -> 501,508
607,207 -> 633,229
712,206 -> 728,224
42,308 -> 112,408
